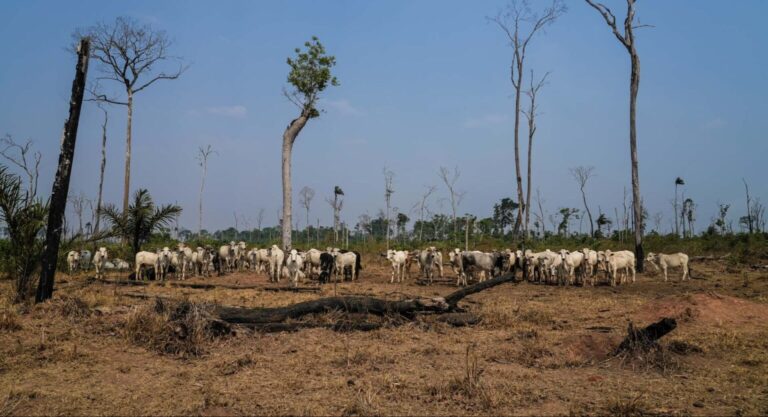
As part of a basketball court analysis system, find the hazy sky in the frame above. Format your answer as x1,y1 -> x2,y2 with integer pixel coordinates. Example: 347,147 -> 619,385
1,0 -> 766,234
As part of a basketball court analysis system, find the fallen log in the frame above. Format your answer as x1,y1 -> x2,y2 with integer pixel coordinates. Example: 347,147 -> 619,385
214,272 -> 517,326
242,321 -> 382,333
262,286 -> 321,293
615,317 -> 677,354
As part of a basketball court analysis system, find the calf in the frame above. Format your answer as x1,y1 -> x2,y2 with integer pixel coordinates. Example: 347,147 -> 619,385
646,252 -> 689,282
559,250 -> 585,285
286,249 -> 304,287
385,250 -> 408,283
605,250 -> 636,286
93,247 -> 108,279
267,245 -> 284,282
66,251 -> 80,275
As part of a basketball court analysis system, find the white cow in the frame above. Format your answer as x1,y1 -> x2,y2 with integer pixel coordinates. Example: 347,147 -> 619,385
581,248 -> 599,285
193,247 -> 212,277
385,249 -> 408,283
332,249 -> 360,282
112,258 -> 130,271
560,250 -> 585,285
605,250 -> 636,286
268,245 -> 284,282
646,252 -> 689,282
178,243 -> 194,279
79,250 -> 92,271
285,249 -> 304,287
157,247 -> 172,280
304,248 -> 323,277
218,244 -> 234,274
448,248 -> 463,278
93,247 -> 108,279
66,251 -> 80,275
135,251 -> 160,281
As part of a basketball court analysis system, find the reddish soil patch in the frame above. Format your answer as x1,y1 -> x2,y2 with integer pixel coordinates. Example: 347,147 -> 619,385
636,292 -> 768,328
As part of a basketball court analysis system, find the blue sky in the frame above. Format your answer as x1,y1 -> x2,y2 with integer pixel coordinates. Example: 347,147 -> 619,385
1,0 -> 766,234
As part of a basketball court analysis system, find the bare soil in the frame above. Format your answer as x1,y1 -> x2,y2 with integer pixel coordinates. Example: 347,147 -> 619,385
1,258 -> 767,416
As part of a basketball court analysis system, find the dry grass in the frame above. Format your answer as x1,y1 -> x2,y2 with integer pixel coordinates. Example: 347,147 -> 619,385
0,310 -> 21,332
123,298 -> 225,357
0,260 -> 767,415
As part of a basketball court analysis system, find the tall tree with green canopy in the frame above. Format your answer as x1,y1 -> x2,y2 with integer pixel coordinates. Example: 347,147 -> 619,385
99,188 -> 182,256
281,36 -> 339,250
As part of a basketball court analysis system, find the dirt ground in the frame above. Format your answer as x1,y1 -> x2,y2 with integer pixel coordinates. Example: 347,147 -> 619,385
1,257 -> 767,416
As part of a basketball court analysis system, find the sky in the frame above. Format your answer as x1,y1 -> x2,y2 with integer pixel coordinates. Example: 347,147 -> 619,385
1,0 -> 766,234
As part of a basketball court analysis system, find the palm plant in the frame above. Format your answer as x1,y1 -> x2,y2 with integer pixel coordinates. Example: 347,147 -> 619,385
0,165 -> 48,302
99,189 -> 182,256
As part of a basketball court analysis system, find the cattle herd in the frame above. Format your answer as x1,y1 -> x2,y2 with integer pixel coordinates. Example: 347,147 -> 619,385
386,247 -> 690,287
64,242 -> 690,288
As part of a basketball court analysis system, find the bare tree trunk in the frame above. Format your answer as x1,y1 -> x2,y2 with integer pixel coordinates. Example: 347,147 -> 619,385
37,39 -> 90,303
122,92 -> 133,213
512,65 -> 525,238
281,115 -> 309,251
629,51 -> 644,271
743,179 -> 753,234
674,183 -> 679,236
198,160 -> 207,235
580,186 -> 594,237
93,108 -> 107,235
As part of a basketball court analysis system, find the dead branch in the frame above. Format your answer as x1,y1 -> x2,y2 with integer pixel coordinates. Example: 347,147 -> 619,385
615,317 -> 677,354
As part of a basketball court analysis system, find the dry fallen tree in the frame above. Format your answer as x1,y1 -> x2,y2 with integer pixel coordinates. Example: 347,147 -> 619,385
213,272 -> 518,331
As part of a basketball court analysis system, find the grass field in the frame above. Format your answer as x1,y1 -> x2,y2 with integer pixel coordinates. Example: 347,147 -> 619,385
1,256 -> 767,416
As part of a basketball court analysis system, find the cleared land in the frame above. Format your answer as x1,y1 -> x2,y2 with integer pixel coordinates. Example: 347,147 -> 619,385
1,257 -> 767,416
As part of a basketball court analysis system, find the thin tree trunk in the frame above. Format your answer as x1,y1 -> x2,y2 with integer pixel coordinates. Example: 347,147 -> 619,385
198,160 -> 207,235
674,184 -> 679,237
37,39 -> 90,302
281,115 -> 308,251
743,179 -> 753,234
512,62 -> 525,238
93,108 -> 107,235
629,51 -> 644,272
580,186 -> 594,237
122,92 -> 133,213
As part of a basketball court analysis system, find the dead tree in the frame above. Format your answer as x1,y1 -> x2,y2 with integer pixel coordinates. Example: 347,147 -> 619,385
743,178 -> 753,234
299,186 -> 315,243
69,192 -> 87,235
412,185 -> 437,242
674,177 -> 685,236
383,168 -> 395,250
0,135 -> 41,202
213,270 -> 519,330
585,0 -> 650,272
196,145 -> 216,235
490,0 -> 566,238
570,166 -> 596,236
523,71 -> 549,239
77,17 -> 186,213
91,105 -> 108,235
535,188 -> 546,237
325,186 -> 344,244
438,166 -> 466,243
37,38 -> 90,303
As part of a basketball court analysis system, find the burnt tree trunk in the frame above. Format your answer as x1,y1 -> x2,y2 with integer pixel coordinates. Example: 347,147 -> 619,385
615,317 -> 677,353
214,271 -> 518,326
36,38 -> 90,303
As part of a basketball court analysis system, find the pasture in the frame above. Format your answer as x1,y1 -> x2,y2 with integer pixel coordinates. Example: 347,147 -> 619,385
2,254 -> 767,416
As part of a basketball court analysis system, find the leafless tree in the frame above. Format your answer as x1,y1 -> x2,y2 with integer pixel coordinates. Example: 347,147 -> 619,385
438,166 -> 466,242
299,186 -> 315,243
490,0 -> 566,238
0,134 -> 41,202
742,178 -> 754,234
534,188 -> 546,237
76,16 -> 186,213
522,71 -> 549,239
411,185 -> 437,242
196,145 -> 216,235
256,208 -> 265,239
570,166 -> 596,236
383,168 -> 395,250
585,0 -> 650,271
91,105 -> 108,235
325,186 -> 344,244
37,38 -> 90,302
652,211 -> 663,234
69,192 -> 87,235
